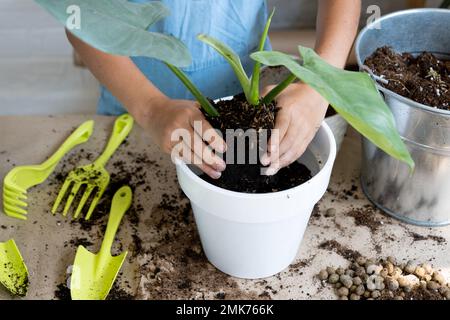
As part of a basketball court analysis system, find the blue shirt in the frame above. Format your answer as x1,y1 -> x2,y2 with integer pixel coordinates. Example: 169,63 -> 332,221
97,0 -> 270,115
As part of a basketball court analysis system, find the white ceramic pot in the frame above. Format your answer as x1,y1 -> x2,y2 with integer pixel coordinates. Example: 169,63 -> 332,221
175,120 -> 337,279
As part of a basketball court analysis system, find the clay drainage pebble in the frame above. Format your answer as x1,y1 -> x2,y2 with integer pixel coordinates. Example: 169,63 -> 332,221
318,257 -> 450,300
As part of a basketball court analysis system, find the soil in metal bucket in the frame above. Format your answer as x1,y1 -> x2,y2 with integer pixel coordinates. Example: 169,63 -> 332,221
201,93 -> 312,193
364,46 -> 450,110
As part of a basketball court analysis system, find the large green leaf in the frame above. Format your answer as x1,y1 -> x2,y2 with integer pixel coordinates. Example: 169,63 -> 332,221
197,34 -> 251,101
251,47 -> 415,170
35,0 -> 191,67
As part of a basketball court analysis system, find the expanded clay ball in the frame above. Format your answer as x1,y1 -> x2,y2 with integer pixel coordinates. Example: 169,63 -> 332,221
321,257 -> 450,300
318,269 -> 329,281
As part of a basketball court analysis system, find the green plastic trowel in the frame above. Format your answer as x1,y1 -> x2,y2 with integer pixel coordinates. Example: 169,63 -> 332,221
70,186 -> 132,300
0,239 -> 29,297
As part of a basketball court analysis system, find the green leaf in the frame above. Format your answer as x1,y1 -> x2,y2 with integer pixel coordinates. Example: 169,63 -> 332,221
248,8 -> 275,105
165,63 -> 219,117
251,47 -> 415,170
35,0 -> 191,67
197,33 -> 251,101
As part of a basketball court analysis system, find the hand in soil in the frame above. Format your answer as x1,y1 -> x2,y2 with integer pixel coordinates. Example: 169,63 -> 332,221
260,83 -> 328,175
137,96 -> 227,179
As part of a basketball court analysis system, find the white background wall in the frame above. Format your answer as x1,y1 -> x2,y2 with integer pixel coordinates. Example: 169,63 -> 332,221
0,0 -> 443,115
0,0 -> 99,115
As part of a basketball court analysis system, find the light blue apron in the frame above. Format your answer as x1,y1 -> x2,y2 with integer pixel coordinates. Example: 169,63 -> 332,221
97,0 -> 271,115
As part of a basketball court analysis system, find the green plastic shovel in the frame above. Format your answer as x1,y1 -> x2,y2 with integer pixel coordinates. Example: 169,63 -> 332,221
0,239 -> 29,297
70,186 -> 132,300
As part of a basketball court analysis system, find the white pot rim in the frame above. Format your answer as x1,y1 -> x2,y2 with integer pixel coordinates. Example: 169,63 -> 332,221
175,121 -> 337,200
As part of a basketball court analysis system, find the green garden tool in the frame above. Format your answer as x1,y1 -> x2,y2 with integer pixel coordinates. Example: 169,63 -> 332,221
70,186 -> 132,300
0,239 -> 29,297
52,114 -> 134,220
2,120 -> 94,220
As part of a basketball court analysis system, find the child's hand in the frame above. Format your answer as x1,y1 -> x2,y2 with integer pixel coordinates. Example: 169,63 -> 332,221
141,97 -> 227,179
260,83 -> 328,175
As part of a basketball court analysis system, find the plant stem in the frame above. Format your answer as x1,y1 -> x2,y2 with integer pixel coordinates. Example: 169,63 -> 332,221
248,8 -> 276,106
262,73 -> 297,105
165,63 -> 219,117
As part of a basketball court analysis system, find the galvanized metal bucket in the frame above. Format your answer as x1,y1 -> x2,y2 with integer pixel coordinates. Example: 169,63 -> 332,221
355,9 -> 450,227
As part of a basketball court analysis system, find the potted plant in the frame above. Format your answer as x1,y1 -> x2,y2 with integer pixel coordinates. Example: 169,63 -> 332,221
356,9 -> 450,227
36,1 -> 414,278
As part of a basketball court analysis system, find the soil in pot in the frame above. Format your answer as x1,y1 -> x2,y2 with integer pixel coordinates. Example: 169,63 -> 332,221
364,46 -> 450,110
201,94 -> 312,193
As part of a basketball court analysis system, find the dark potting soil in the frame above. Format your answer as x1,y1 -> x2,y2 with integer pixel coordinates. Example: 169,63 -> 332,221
365,46 -> 450,110
201,94 -> 312,193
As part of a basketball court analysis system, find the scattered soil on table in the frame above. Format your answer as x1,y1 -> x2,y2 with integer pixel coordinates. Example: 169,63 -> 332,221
365,46 -> 450,110
136,193 -> 267,300
200,94 -> 312,193
408,231 -> 446,244
347,205 -> 383,233
318,240 -> 362,261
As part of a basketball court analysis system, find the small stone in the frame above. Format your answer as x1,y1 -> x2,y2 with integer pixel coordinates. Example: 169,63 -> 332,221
394,296 -> 403,300
328,274 -> 340,284
420,280 -> 427,290
445,291 -> 450,300
326,267 -> 336,274
345,269 -> 355,277
386,278 -> 399,291
424,274 -> 432,282
404,261 -> 416,274
339,296 -> 348,300
337,287 -> 349,297
403,285 -> 412,293
353,277 -> 362,286
336,267 -> 345,275
367,275 -> 378,291
350,293 -> 360,300
350,262 -> 360,271
438,287 -> 448,295
427,281 -> 440,291
366,264 -> 382,275
422,263 -> 433,275
325,208 -> 337,217
383,290 -> 394,299
319,269 -> 329,281
371,290 -> 381,299
386,262 -> 395,275
326,266 -> 336,275
361,274 -> 369,282
355,285 -> 365,296
356,256 -> 366,266
380,268 -> 389,278
433,272 -> 446,286
364,291 -> 371,298
375,276 -> 385,291
335,282 -> 342,289
398,275 -> 420,287
340,275 -> 353,289
350,285 -> 357,293
355,266 -> 366,277
414,266 -> 426,279
387,256 -> 396,265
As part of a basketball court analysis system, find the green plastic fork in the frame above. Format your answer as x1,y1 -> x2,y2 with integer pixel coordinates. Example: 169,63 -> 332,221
52,114 -> 134,220
2,120 -> 94,220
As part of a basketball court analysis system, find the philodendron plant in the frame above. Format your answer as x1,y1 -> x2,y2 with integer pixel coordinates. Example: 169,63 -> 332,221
36,0 -> 414,170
